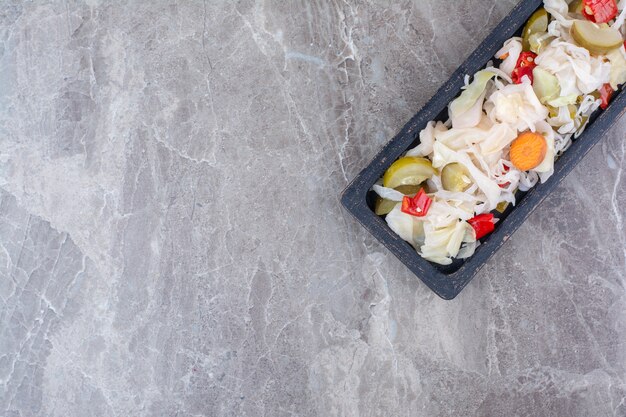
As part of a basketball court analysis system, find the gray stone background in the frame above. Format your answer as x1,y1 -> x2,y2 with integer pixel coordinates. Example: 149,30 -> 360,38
1,1 -> 625,416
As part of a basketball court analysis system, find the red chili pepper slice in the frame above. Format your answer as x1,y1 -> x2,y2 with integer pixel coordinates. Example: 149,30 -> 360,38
582,0 -> 618,23
401,188 -> 432,217
517,51 -> 537,68
467,213 -> 495,240
599,83 -> 614,110
511,52 -> 537,84
512,66 -> 534,84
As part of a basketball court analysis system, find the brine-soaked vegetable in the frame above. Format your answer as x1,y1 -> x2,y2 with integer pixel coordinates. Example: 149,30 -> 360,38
441,163 -> 472,192
532,67 -> 560,104
467,213 -> 495,240
528,32 -> 555,54
385,204 -> 425,248
401,188 -> 432,217
510,132 -> 548,171
607,47 -> 626,90
374,199 -> 398,216
374,185 -> 422,215
571,20 -> 623,55
382,157 -> 436,189
512,52 -> 538,84
395,184 -> 422,195
569,0 -> 583,14
496,201 -> 510,213
522,8 -> 548,51
582,0 -> 618,23
598,84 -> 614,109
449,71 -> 496,117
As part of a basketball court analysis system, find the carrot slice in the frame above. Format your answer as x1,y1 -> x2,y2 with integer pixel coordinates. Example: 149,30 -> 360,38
509,132 -> 547,171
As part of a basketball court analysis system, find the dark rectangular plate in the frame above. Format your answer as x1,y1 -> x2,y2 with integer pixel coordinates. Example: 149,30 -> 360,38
341,0 -> 626,300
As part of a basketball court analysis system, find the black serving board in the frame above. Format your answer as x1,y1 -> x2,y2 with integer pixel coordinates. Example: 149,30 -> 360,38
341,0 -> 626,300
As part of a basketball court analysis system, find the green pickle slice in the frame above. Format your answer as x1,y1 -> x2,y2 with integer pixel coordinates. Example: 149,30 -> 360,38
522,8 -> 549,51
441,163 -> 472,192
382,157 -> 436,189
571,20 -> 623,55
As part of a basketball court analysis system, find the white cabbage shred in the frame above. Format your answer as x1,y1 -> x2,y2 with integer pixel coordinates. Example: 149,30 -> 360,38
495,38 -> 523,76
375,0 -> 625,265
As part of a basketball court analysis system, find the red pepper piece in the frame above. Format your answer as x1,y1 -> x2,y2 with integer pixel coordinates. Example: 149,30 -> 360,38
511,52 -> 537,84
499,165 -> 511,188
467,213 -> 495,240
512,66 -> 534,84
599,83 -> 614,110
517,52 -> 537,68
401,188 -> 432,217
582,0 -> 618,23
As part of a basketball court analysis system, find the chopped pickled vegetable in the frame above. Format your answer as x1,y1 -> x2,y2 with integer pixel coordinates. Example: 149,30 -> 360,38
495,38 -> 523,76
395,184 -> 422,195
374,185 -> 424,215
528,32 -> 555,54
547,93 -> 579,107
401,189 -> 432,217
467,213 -> 495,240
571,20 -> 623,55
598,83 -> 614,109
532,67 -> 560,104
496,201 -> 510,213
382,157 -> 436,189
511,52 -> 538,84
581,0 -> 618,23
522,8 -> 549,51
373,185 -> 423,215
509,132 -> 548,171
606,47 -> 626,90
385,204 -> 425,248
374,198 -> 398,215
449,71 -> 496,120
441,163 -> 472,192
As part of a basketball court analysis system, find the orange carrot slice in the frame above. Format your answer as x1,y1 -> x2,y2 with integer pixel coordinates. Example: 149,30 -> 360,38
509,132 -> 547,171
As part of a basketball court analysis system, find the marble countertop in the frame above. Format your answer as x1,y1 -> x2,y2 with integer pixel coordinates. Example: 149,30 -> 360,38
1,1 -> 625,416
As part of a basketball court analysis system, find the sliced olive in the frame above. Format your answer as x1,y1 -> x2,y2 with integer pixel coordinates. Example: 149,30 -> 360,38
571,20 -> 623,55
441,163 -> 472,192
382,157 -> 436,189
522,8 -> 549,51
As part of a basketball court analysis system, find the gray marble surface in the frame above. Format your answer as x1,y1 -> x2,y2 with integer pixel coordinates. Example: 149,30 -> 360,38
1,1 -> 625,416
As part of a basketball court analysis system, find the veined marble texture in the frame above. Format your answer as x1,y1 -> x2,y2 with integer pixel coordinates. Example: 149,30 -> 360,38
0,0 -> 625,416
